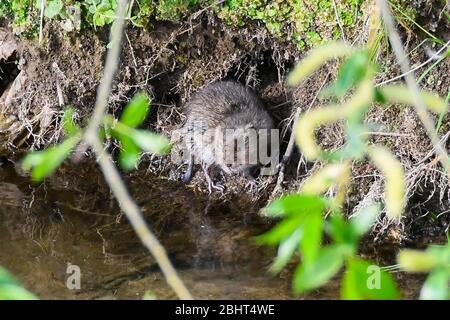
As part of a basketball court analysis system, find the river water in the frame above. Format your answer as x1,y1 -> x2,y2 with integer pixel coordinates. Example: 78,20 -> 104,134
0,159 -> 426,299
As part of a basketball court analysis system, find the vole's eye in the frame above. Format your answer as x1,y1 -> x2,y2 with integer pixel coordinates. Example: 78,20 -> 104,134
249,166 -> 260,178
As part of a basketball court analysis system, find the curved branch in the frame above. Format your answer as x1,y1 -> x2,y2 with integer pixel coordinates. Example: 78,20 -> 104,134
84,0 -> 193,300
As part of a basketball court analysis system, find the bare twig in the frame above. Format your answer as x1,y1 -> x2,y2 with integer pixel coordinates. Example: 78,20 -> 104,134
365,131 -> 412,137
271,75 -> 330,197
125,32 -> 138,68
90,138 -> 193,299
84,8 -> 124,141
83,0 -> 193,300
52,62 -> 65,107
332,0 -> 347,44
377,0 -> 450,174
128,0 -> 135,19
38,0 -> 45,46
270,105 -> 302,197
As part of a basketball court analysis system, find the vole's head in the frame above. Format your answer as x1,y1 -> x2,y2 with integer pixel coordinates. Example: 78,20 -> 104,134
215,123 -> 267,177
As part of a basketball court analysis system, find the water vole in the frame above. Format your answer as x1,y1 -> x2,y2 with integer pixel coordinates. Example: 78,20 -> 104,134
181,80 -> 275,192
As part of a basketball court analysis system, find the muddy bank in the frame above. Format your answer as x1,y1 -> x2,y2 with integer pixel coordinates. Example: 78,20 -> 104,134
0,8 -> 449,242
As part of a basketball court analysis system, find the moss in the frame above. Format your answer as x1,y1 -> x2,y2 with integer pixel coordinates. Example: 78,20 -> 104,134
0,0 -> 420,50
0,0 -> 39,36
216,0 -> 365,48
155,0 -> 200,22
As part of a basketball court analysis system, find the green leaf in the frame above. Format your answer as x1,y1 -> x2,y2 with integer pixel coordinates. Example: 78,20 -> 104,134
62,107 -> 79,135
426,244 -> 450,266
293,245 -> 345,293
0,267 -> 37,300
110,0 -> 118,10
131,130 -> 171,155
269,228 -> 303,274
287,42 -> 353,86
323,50 -> 370,98
120,93 -> 150,128
0,267 -> 17,286
397,249 -> 440,272
328,213 -> 358,251
377,85 -> 448,114
343,121 -> 368,157
22,133 -> 81,181
94,12 -> 105,26
44,0 -> 63,19
0,284 -> 38,300
350,204 -> 381,236
420,268 -> 449,300
300,207 -> 323,264
374,88 -> 387,104
255,215 -> 305,245
258,194 -> 325,265
111,118 -> 171,156
261,194 -> 325,218
118,134 -> 141,171
102,9 -> 116,24
341,258 -> 400,300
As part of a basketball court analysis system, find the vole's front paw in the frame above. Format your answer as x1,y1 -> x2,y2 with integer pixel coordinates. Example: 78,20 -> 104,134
245,179 -> 258,192
207,181 -> 225,193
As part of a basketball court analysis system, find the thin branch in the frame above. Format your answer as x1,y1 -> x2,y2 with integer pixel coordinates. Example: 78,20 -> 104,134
84,1 -> 125,143
38,0 -> 45,46
364,131 -> 412,137
128,0 -> 134,19
376,0 -> 450,174
332,0 -> 347,44
83,0 -> 193,300
90,137 -> 193,299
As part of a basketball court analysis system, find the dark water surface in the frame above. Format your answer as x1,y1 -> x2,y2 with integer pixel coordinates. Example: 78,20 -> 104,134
0,160 -> 425,299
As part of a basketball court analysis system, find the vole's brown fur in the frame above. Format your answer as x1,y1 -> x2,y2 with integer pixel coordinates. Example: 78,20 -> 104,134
182,81 -> 274,192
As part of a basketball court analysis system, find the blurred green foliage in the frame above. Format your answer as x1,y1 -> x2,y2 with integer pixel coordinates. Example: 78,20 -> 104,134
108,93 -> 171,170
22,92 -> 171,180
257,196 -> 400,299
0,267 -> 37,300
398,242 -> 450,300
259,41 -> 449,299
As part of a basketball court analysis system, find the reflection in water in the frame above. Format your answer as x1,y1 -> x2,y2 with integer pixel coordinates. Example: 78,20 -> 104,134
0,159 -> 424,299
